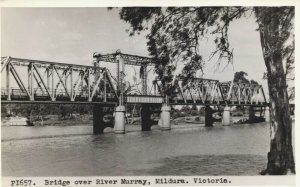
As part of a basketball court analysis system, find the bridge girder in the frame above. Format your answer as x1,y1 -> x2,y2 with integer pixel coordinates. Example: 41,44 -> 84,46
93,52 -> 156,66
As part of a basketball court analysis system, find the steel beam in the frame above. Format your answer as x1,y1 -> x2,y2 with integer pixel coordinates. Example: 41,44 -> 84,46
70,67 -> 74,101
94,52 -> 156,66
54,66 -> 70,97
8,57 -> 101,70
141,65 -> 147,95
90,70 -> 102,100
46,68 -> 50,90
33,64 -> 51,98
87,69 -> 91,101
104,70 -> 107,102
6,61 -> 11,100
2,56 -> 11,73
51,65 -> 55,101
10,64 -> 30,98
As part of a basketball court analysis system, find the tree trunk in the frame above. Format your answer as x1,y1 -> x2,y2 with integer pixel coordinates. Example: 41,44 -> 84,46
256,8 -> 295,175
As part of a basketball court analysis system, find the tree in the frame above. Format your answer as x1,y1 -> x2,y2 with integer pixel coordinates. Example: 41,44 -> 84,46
59,104 -> 73,119
234,71 -> 249,83
234,71 -> 259,84
116,6 -> 295,174
255,7 -> 295,174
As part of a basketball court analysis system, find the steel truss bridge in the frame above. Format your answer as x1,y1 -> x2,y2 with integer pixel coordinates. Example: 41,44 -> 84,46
1,54 -> 268,106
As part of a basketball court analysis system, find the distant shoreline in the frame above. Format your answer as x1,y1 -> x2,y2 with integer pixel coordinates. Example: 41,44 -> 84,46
1,114 -> 92,126
3,114 -> 294,127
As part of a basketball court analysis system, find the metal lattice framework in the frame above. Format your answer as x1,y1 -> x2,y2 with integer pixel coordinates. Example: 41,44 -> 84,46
154,77 -> 267,106
93,52 -> 155,66
1,57 -> 118,103
220,81 -> 267,105
1,56 -> 268,106
93,52 -> 156,95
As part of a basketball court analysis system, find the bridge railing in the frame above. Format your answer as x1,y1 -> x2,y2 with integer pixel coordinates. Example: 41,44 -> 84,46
1,87 -> 118,102
125,95 -> 163,104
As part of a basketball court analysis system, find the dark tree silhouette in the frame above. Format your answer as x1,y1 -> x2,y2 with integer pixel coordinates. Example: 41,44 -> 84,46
234,71 -> 259,84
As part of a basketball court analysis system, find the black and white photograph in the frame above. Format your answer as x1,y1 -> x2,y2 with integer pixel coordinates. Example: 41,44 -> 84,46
0,1 -> 297,186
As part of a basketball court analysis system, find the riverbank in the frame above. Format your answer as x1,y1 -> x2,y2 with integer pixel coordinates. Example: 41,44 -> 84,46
2,114 -> 206,126
1,114 -> 256,126
1,114 -> 93,126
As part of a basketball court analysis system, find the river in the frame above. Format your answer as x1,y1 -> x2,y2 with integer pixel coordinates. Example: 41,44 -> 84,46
1,121 -> 295,176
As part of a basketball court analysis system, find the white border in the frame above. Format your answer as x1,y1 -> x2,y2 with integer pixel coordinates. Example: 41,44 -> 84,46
0,1 -> 299,187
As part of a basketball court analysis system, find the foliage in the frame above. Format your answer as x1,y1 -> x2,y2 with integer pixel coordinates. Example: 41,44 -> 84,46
234,71 -> 249,83
254,7 -> 294,69
117,7 -> 294,91
234,71 -> 258,84
117,7 -> 250,89
1,104 -> 93,121
171,105 -> 202,119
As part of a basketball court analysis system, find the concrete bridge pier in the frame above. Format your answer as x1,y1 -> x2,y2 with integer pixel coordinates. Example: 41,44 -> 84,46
114,105 -> 126,134
93,105 -> 114,134
248,106 -> 265,123
141,104 -> 152,131
264,106 -> 270,122
222,106 -> 231,125
141,104 -> 161,131
248,106 -> 256,122
205,105 -> 214,127
160,104 -> 171,130
158,114 -> 162,126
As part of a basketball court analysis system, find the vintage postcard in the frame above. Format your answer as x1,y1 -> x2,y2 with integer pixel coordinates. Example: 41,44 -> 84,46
0,0 -> 298,186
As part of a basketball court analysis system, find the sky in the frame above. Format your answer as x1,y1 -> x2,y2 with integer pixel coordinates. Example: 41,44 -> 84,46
1,7 -> 270,96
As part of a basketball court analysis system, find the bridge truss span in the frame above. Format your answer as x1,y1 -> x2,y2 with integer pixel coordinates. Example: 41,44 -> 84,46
172,78 -> 223,104
222,81 -> 267,105
154,77 -> 268,106
1,57 -> 119,103
1,55 -> 268,106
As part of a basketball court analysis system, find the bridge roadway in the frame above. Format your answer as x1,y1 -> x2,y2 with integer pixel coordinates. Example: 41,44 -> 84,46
1,54 -> 271,134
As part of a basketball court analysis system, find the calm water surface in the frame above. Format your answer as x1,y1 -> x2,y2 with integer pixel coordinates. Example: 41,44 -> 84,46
1,122 -> 295,176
